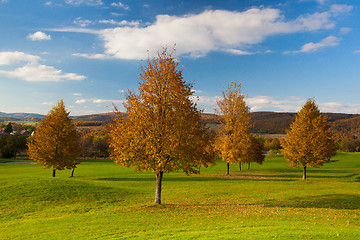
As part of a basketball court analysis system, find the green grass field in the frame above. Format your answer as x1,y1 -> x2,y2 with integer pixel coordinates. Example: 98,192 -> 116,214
0,153 -> 359,239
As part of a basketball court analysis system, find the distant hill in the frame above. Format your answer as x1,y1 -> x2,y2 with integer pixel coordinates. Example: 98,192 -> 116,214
71,113 -> 115,122
0,112 -> 44,119
1,111 -> 360,138
250,112 -> 360,136
198,112 -> 360,138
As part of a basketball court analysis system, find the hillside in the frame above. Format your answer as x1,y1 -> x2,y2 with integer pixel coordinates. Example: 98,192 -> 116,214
1,111 -> 360,138
200,112 -> 360,137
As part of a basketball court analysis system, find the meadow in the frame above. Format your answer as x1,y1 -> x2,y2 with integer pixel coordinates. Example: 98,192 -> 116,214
0,153 -> 359,239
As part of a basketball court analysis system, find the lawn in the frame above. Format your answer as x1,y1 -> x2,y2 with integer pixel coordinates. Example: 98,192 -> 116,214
0,152 -> 359,239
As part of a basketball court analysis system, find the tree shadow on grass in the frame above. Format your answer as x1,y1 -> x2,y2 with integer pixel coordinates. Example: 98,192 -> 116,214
263,194 -> 360,210
356,174 -> 360,182
262,169 -> 358,180
91,175 -> 295,183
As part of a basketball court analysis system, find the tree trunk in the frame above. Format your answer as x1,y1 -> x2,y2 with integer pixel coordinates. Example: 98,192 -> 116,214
70,166 -> 75,177
302,166 -> 307,180
52,169 -> 56,177
154,171 -> 163,205
248,162 -> 250,170
238,163 -> 241,171
226,162 -> 230,175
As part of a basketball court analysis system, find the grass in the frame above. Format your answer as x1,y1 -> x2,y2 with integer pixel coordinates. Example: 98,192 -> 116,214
0,152 -> 359,239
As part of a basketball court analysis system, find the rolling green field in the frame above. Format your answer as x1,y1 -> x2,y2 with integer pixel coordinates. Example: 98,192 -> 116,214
0,153 -> 359,239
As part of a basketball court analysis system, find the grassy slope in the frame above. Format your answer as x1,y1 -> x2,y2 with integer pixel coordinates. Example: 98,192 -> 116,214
0,153 -> 359,239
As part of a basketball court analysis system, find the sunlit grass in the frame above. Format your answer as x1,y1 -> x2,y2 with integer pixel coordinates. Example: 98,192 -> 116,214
0,152 -> 359,239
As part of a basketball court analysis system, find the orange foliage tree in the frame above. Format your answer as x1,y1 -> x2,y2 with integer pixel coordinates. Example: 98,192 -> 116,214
282,99 -> 337,180
216,82 -> 253,174
109,47 -> 216,204
27,100 -> 82,177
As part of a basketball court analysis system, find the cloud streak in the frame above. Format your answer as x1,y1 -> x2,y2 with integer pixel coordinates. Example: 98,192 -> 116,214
0,51 -> 86,82
284,35 -> 341,54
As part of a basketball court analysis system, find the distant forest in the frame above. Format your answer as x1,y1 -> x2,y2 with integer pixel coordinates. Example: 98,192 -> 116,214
202,112 -> 360,139
2,111 -> 360,139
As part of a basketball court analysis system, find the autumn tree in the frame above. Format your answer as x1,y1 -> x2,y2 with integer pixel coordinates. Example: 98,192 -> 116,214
282,99 -> 337,180
243,135 -> 265,170
109,47 -> 216,205
216,82 -> 253,175
27,100 -> 82,177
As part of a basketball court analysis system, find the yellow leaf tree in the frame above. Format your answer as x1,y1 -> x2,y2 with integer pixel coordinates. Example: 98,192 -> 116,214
282,99 -> 337,180
109,47 -> 216,205
216,82 -> 253,175
27,100 -> 82,177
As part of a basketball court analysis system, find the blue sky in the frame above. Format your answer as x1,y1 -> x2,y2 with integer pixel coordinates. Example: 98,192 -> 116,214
0,0 -> 359,115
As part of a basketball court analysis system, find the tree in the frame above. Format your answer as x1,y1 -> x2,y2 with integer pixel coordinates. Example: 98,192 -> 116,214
282,99 -> 337,180
109,47 -> 216,205
93,135 -> 109,158
216,82 -> 252,175
4,122 -> 13,134
244,135 -> 265,170
27,100 -> 82,177
0,134 -> 27,159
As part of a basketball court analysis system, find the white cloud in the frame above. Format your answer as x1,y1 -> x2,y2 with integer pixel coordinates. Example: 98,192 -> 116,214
42,102 -> 54,105
246,96 -> 305,112
75,99 -> 87,104
284,35 -> 341,54
50,5 -> 352,60
72,93 -> 82,96
330,4 -> 353,16
118,89 -> 125,93
72,53 -> 112,59
191,95 -> 218,105
98,19 -> 140,26
353,50 -> 360,54
0,51 -> 86,82
340,27 -> 351,35
110,12 -> 123,17
224,49 -> 253,55
0,0 -> 8,3
47,27 -> 100,34
319,102 -> 360,114
0,52 -> 40,65
96,6 -> 350,60
75,98 -> 124,104
299,0 -> 327,4
27,31 -> 51,41
65,0 -> 103,6
73,17 -> 92,27
111,2 -> 129,10
44,1 -> 52,6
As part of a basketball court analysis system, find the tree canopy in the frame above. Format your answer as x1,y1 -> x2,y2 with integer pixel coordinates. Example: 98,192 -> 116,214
109,47 -> 216,204
216,82 -> 253,174
27,100 -> 81,177
282,99 -> 337,180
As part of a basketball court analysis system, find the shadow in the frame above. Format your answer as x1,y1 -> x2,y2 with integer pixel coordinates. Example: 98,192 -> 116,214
356,174 -> 360,182
263,194 -> 360,210
91,175 -> 295,183
261,169 -> 359,180
92,177 -> 154,182
140,202 -> 257,210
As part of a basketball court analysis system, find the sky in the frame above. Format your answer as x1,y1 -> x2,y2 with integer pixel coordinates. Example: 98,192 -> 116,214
0,0 -> 360,116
